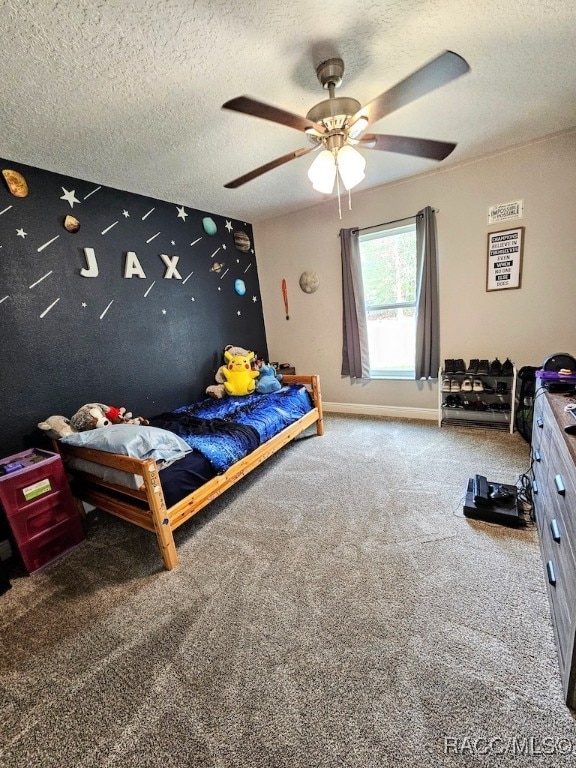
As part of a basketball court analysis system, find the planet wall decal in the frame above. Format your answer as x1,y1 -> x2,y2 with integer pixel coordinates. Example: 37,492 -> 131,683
202,217 -> 217,236
210,261 -> 225,273
2,169 -> 28,197
233,230 -> 251,252
64,214 -> 80,233
234,279 -> 246,296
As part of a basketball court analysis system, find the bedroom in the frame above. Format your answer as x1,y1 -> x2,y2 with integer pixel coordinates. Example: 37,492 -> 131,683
2,0 -> 576,765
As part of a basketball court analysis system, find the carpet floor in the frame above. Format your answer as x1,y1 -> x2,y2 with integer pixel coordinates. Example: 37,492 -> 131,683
1,414 -> 576,767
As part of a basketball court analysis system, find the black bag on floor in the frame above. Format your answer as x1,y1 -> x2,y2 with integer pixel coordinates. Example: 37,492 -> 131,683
515,366 -> 539,443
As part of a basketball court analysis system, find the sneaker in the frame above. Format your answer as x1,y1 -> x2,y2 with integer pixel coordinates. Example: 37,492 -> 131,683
466,359 -> 479,374
489,358 -> 502,375
476,359 -> 490,375
501,358 -> 514,376
444,359 -> 455,374
461,377 -> 473,392
453,359 -> 466,374
450,378 -> 461,392
473,378 -> 484,392
442,377 -> 452,392
474,399 -> 488,411
496,381 -> 508,395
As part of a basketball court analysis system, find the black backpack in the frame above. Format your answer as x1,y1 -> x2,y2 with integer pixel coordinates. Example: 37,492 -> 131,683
515,366 -> 539,443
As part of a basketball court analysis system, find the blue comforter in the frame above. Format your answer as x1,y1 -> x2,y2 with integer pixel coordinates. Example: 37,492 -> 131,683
150,385 -> 313,473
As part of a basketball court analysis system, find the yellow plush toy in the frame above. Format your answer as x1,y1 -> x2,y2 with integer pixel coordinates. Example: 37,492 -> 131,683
222,350 -> 259,396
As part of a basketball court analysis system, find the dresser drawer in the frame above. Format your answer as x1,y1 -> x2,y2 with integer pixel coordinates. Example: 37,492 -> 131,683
546,432 -> 576,547
539,522 -> 575,671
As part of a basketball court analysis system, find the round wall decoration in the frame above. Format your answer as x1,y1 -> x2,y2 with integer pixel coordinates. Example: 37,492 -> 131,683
299,271 -> 320,294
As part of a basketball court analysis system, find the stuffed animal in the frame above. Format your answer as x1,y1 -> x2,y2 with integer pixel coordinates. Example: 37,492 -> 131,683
70,403 -> 112,431
206,344 -> 253,399
37,415 -> 78,440
255,363 -> 283,394
106,405 -> 149,426
222,350 -> 259,396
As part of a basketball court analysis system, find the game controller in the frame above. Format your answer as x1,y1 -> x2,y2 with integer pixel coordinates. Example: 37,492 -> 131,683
490,484 -> 513,501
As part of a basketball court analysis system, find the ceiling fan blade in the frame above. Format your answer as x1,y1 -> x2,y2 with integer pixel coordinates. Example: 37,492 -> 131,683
224,146 -> 316,189
359,133 -> 457,161
222,95 -> 326,134
351,50 -> 470,129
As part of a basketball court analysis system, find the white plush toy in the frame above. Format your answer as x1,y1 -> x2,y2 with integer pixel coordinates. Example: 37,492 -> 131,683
37,415 -> 78,440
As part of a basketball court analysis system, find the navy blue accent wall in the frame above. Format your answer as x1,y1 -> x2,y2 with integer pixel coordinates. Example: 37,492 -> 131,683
0,159 -> 268,457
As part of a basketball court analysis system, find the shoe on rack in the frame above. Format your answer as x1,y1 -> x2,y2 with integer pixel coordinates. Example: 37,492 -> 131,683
476,359 -> 490,375
442,377 -> 452,392
453,358 -> 466,374
466,359 -> 479,374
450,378 -> 461,392
489,358 -> 503,375
482,384 -> 495,394
474,399 -> 488,411
501,358 -> 514,376
444,359 -> 455,374
461,377 -> 473,392
496,381 -> 508,395
473,378 -> 484,392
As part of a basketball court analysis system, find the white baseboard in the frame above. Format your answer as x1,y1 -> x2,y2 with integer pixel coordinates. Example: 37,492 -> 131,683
323,402 -> 438,421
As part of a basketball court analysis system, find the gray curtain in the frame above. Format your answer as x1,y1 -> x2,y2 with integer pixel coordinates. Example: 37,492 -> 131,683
340,227 -> 370,379
415,206 -> 440,379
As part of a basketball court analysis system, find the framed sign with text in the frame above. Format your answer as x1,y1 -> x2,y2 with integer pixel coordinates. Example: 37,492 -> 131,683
486,226 -> 524,291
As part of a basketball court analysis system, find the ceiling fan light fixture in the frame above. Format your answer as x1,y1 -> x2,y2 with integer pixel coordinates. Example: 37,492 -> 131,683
348,115 -> 369,139
308,149 -> 337,194
336,145 -> 366,190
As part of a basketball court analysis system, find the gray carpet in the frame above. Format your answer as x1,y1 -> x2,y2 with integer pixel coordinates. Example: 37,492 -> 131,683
1,414 -> 576,767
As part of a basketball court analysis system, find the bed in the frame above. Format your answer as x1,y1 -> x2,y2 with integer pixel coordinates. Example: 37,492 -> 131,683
52,375 -> 323,570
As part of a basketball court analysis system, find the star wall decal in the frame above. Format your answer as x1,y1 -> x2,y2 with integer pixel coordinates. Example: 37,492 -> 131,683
16,228 -> 27,238
222,244 -> 227,250
225,220 -> 233,233
122,210 -> 130,218
82,302 -> 87,308
176,206 -> 188,221
60,187 -> 81,207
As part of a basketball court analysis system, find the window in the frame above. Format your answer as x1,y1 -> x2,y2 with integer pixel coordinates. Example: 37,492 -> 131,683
358,222 -> 417,379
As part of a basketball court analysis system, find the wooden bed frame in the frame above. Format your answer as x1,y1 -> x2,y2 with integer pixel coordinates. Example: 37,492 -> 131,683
53,375 -> 323,570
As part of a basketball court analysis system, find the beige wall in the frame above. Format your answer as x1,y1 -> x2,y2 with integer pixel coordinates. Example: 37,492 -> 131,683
253,130 -> 576,414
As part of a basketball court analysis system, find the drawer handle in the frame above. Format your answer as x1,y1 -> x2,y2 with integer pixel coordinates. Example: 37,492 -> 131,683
546,560 -> 557,586
550,518 -> 561,542
532,479 -> 538,494
554,474 -> 566,495
533,448 -> 541,462
537,417 -> 544,429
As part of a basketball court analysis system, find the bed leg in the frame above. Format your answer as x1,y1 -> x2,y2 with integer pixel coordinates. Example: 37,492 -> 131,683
142,460 -> 179,570
312,375 -> 324,436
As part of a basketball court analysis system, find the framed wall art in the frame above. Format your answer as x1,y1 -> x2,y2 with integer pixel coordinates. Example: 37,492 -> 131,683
486,226 -> 524,291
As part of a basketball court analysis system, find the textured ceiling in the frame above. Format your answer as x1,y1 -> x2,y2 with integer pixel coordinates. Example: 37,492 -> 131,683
1,0 -> 575,222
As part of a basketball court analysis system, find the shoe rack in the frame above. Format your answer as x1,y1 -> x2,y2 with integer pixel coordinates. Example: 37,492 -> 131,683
438,358 -> 517,433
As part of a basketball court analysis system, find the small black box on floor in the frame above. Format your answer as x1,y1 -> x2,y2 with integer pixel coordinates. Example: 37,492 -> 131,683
463,478 -> 522,527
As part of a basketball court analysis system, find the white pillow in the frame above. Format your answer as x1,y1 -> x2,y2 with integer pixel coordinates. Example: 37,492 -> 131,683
60,424 -> 191,462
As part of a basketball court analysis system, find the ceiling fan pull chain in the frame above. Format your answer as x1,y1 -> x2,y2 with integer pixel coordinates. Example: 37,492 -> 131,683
348,187 -> 353,211
336,164 -> 342,220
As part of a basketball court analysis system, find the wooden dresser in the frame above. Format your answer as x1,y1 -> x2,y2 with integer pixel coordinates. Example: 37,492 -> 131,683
532,387 -> 576,708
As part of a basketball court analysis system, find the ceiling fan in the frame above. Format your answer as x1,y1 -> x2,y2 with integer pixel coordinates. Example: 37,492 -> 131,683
222,50 -> 470,194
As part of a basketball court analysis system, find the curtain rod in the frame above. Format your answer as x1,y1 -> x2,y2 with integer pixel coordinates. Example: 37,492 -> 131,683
338,208 -> 439,237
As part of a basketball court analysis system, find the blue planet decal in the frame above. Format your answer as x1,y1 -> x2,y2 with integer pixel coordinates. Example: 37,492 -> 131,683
202,217 -> 217,235
234,279 -> 246,296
